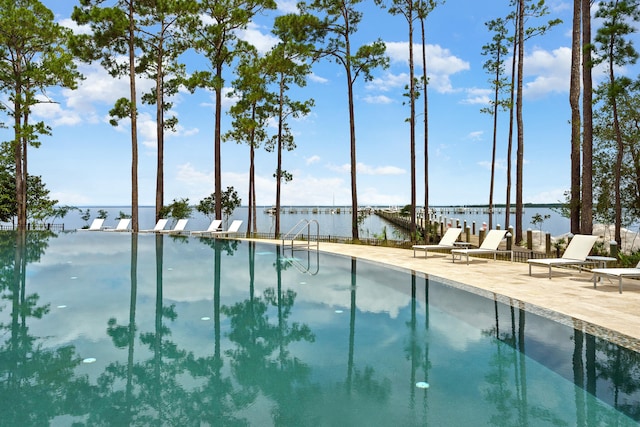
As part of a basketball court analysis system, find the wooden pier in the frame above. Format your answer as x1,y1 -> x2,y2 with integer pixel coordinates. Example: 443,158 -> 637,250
264,206 -> 352,215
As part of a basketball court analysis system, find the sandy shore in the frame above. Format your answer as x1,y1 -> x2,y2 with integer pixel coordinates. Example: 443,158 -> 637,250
528,224 -> 640,254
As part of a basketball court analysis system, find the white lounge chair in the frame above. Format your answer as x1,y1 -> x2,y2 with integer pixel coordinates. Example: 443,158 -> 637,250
592,260 -> 640,293
139,218 -> 169,233
412,227 -> 462,258
103,218 -> 131,232
208,220 -> 243,238
191,219 -> 222,236
451,229 -> 511,265
78,218 -> 105,231
160,219 -> 189,235
527,234 -> 598,279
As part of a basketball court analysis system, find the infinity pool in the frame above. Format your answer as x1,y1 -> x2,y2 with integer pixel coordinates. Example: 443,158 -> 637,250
1,231 -> 639,426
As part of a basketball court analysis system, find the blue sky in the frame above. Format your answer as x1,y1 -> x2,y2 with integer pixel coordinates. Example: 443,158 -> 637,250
8,0 -> 640,207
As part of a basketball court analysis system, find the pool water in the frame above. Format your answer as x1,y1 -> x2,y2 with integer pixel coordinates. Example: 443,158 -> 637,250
1,231 -> 639,426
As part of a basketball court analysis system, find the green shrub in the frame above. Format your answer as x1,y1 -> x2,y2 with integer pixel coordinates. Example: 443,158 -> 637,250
618,250 -> 640,267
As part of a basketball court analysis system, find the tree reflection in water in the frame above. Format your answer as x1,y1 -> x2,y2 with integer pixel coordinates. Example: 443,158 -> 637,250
0,231 -> 91,425
222,243 -> 317,424
405,273 -> 431,424
482,293 -> 640,426
2,233 -> 640,425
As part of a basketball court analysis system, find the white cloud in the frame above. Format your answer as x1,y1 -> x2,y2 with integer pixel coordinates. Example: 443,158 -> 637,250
28,62 -> 128,126
462,95 -> 491,105
197,13 -> 216,26
170,163 -> 352,206
477,158 -> 506,171
421,44 -> 471,75
66,64 -> 129,109
384,42 -> 412,64
32,95 -> 82,126
549,0 -> 571,13
462,47 -> 580,102
366,72 -> 409,92
384,41 -> 470,93
461,87 -> 492,105
309,73 -> 329,84
95,104 -> 188,145
200,87 -> 239,111
50,191 -> 91,205
137,109 -> 199,150
175,124 -> 200,138
467,131 -> 484,141
277,0 -> 299,13
52,61 -> 155,126
237,22 -> 279,55
33,59 -> 159,128
358,186 -> 407,206
137,112 -> 157,149
173,163 -> 215,202
58,18 -> 92,35
360,165 -> 405,175
526,188 -> 567,204
176,162 -> 212,184
522,47 -> 571,98
327,164 -> 351,174
305,155 -> 321,165
434,143 -> 451,161
327,162 -> 406,176
275,174 -> 348,205
362,94 -> 394,104
518,46 -> 609,99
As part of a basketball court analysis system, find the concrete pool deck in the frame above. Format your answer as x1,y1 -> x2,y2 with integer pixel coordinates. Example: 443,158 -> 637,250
247,239 -> 640,350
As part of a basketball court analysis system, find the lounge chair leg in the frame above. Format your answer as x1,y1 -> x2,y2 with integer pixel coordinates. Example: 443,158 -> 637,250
548,266 -> 552,279
619,277 -> 623,294
529,264 -> 532,276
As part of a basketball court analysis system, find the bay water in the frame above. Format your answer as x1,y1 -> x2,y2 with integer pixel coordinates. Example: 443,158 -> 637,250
32,205 -> 572,238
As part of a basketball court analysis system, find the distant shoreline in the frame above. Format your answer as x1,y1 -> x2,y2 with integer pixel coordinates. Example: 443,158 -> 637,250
66,203 -> 566,209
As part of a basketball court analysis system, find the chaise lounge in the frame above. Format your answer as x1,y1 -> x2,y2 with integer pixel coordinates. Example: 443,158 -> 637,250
139,218 -> 169,233
412,227 -> 462,258
191,219 -> 222,236
160,219 -> 189,235
592,260 -> 640,293
451,229 -> 511,265
103,218 -> 131,232
527,234 -> 598,279
207,220 -> 243,238
77,218 -> 105,231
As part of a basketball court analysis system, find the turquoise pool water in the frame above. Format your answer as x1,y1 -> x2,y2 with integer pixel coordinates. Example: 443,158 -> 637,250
1,231 -> 639,426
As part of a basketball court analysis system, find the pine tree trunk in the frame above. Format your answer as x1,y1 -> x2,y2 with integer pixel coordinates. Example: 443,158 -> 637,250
515,0 -> 525,243
408,4 -> 416,240
156,51 -> 164,223
570,0 -> 582,234
129,1 -> 139,232
214,63 -> 223,221
580,0 -> 594,234
421,12 -> 429,241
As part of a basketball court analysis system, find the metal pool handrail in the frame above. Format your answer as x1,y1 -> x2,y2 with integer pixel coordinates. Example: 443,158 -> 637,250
282,219 -> 320,252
